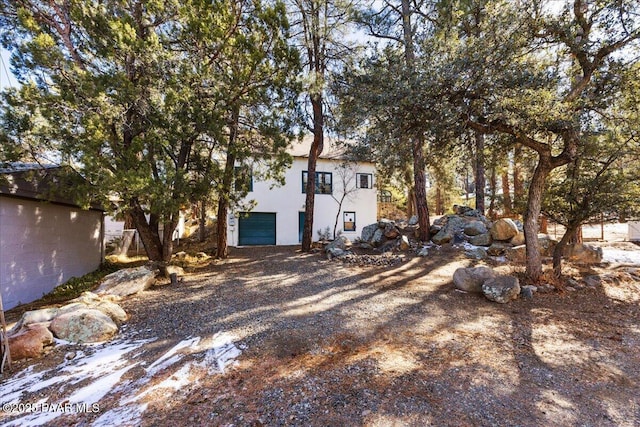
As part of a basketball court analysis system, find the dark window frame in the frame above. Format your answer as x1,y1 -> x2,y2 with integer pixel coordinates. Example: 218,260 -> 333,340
356,173 -> 373,189
302,171 -> 333,194
234,166 -> 253,192
343,211 -> 356,231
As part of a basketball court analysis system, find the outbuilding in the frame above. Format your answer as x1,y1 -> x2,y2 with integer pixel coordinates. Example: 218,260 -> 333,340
0,163 -> 104,310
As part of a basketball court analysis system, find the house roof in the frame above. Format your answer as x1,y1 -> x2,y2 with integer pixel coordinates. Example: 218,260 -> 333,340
288,135 -> 373,163
0,162 -> 103,210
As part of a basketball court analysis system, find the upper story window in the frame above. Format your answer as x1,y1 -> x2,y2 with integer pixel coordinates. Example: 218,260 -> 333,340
302,171 -> 332,194
234,166 -> 253,192
356,173 -> 373,189
378,190 -> 392,203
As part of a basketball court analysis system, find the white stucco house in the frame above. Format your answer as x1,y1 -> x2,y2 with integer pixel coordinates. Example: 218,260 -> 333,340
0,163 -> 104,310
227,138 -> 377,246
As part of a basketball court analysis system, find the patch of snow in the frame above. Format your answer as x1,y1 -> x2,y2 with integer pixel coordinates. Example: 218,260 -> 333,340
200,332 -> 242,374
92,403 -> 149,427
456,241 -> 479,251
603,249 -> 640,265
145,336 -> 200,376
0,333 -> 241,427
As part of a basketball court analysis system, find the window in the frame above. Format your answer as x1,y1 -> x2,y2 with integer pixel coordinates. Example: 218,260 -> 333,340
234,166 -> 253,192
356,173 -> 373,189
302,171 -> 332,194
378,190 -> 392,203
343,211 -> 356,231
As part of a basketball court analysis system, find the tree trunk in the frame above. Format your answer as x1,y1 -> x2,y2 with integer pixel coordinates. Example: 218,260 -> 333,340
524,155 -> 552,283
436,186 -> 443,215
413,135 -> 430,242
216,108 -> 240,259
502,170 -> 512,216
552,221 -> 580,278
513,144 -> 524,207
129,201 -> 163,262
198,199 -> 207,242
488,165 -> 497,219
301,94 -> 324,252
474,131 -> 485,215
161,219 -> 178,263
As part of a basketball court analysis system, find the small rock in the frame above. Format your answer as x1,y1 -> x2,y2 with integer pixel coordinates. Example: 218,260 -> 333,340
465,247 -> 487,259
399,235 -> 410,251
482,276 -> 521,303
521,285 -> 537,299
469,233 -> 492,247
417,247 -> 429,257
487,242 -> 512,256
510,231 -> 526,246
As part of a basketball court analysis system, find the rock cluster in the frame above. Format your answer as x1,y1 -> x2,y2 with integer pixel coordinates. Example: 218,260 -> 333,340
8,291 -> 126,360
429,209 -> 602,264
453,267 -> 521,304
7,263 -> 182,361
358,218 -> 419,253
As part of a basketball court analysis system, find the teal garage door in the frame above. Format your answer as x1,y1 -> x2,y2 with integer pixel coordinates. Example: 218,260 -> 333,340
239,212 -> 276,245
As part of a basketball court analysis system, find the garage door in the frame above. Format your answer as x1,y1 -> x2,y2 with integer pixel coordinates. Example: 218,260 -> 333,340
239,212 -> 276,245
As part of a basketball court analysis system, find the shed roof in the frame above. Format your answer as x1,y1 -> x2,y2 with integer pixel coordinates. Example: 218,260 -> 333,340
0,163 -> 102,210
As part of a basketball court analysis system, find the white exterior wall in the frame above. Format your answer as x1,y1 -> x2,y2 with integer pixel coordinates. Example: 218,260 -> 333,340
228,157 -> 377,246
0,196 -> 103,309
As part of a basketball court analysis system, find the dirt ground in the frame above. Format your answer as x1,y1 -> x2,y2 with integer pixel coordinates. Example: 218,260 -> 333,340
2,243 -> 640,426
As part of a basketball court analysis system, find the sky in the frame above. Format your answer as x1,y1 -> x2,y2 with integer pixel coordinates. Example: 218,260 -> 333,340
0,48 -> 18,89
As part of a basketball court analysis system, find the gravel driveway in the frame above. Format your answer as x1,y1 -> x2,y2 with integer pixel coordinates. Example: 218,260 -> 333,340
2,245 -> 640,426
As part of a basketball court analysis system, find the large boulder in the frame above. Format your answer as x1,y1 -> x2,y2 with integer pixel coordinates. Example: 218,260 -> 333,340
408,215 -> 419,226
464,221 -> 487,236
482,276 -> 520,303
325,235 -> 351,252
453,266 -> 497,293
8,307 -> 59,335
50,309 -> 118,343
96,266 -> 156,297
565,243 -> 603,264
361,223 -> 379,243
371,229 -> 385,247
384,222 -> 400,239
469,233 -> 492,247
432,229 -> 453,245
432,215 -> 466,245
60,293 -> 128,327
8,324 -> 54,360
490,218 -> 519,241
326,247 -> 347,259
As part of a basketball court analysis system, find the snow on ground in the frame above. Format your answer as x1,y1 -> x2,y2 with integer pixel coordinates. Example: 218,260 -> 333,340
602,248 -> 640,265
0,331 -> 241,427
